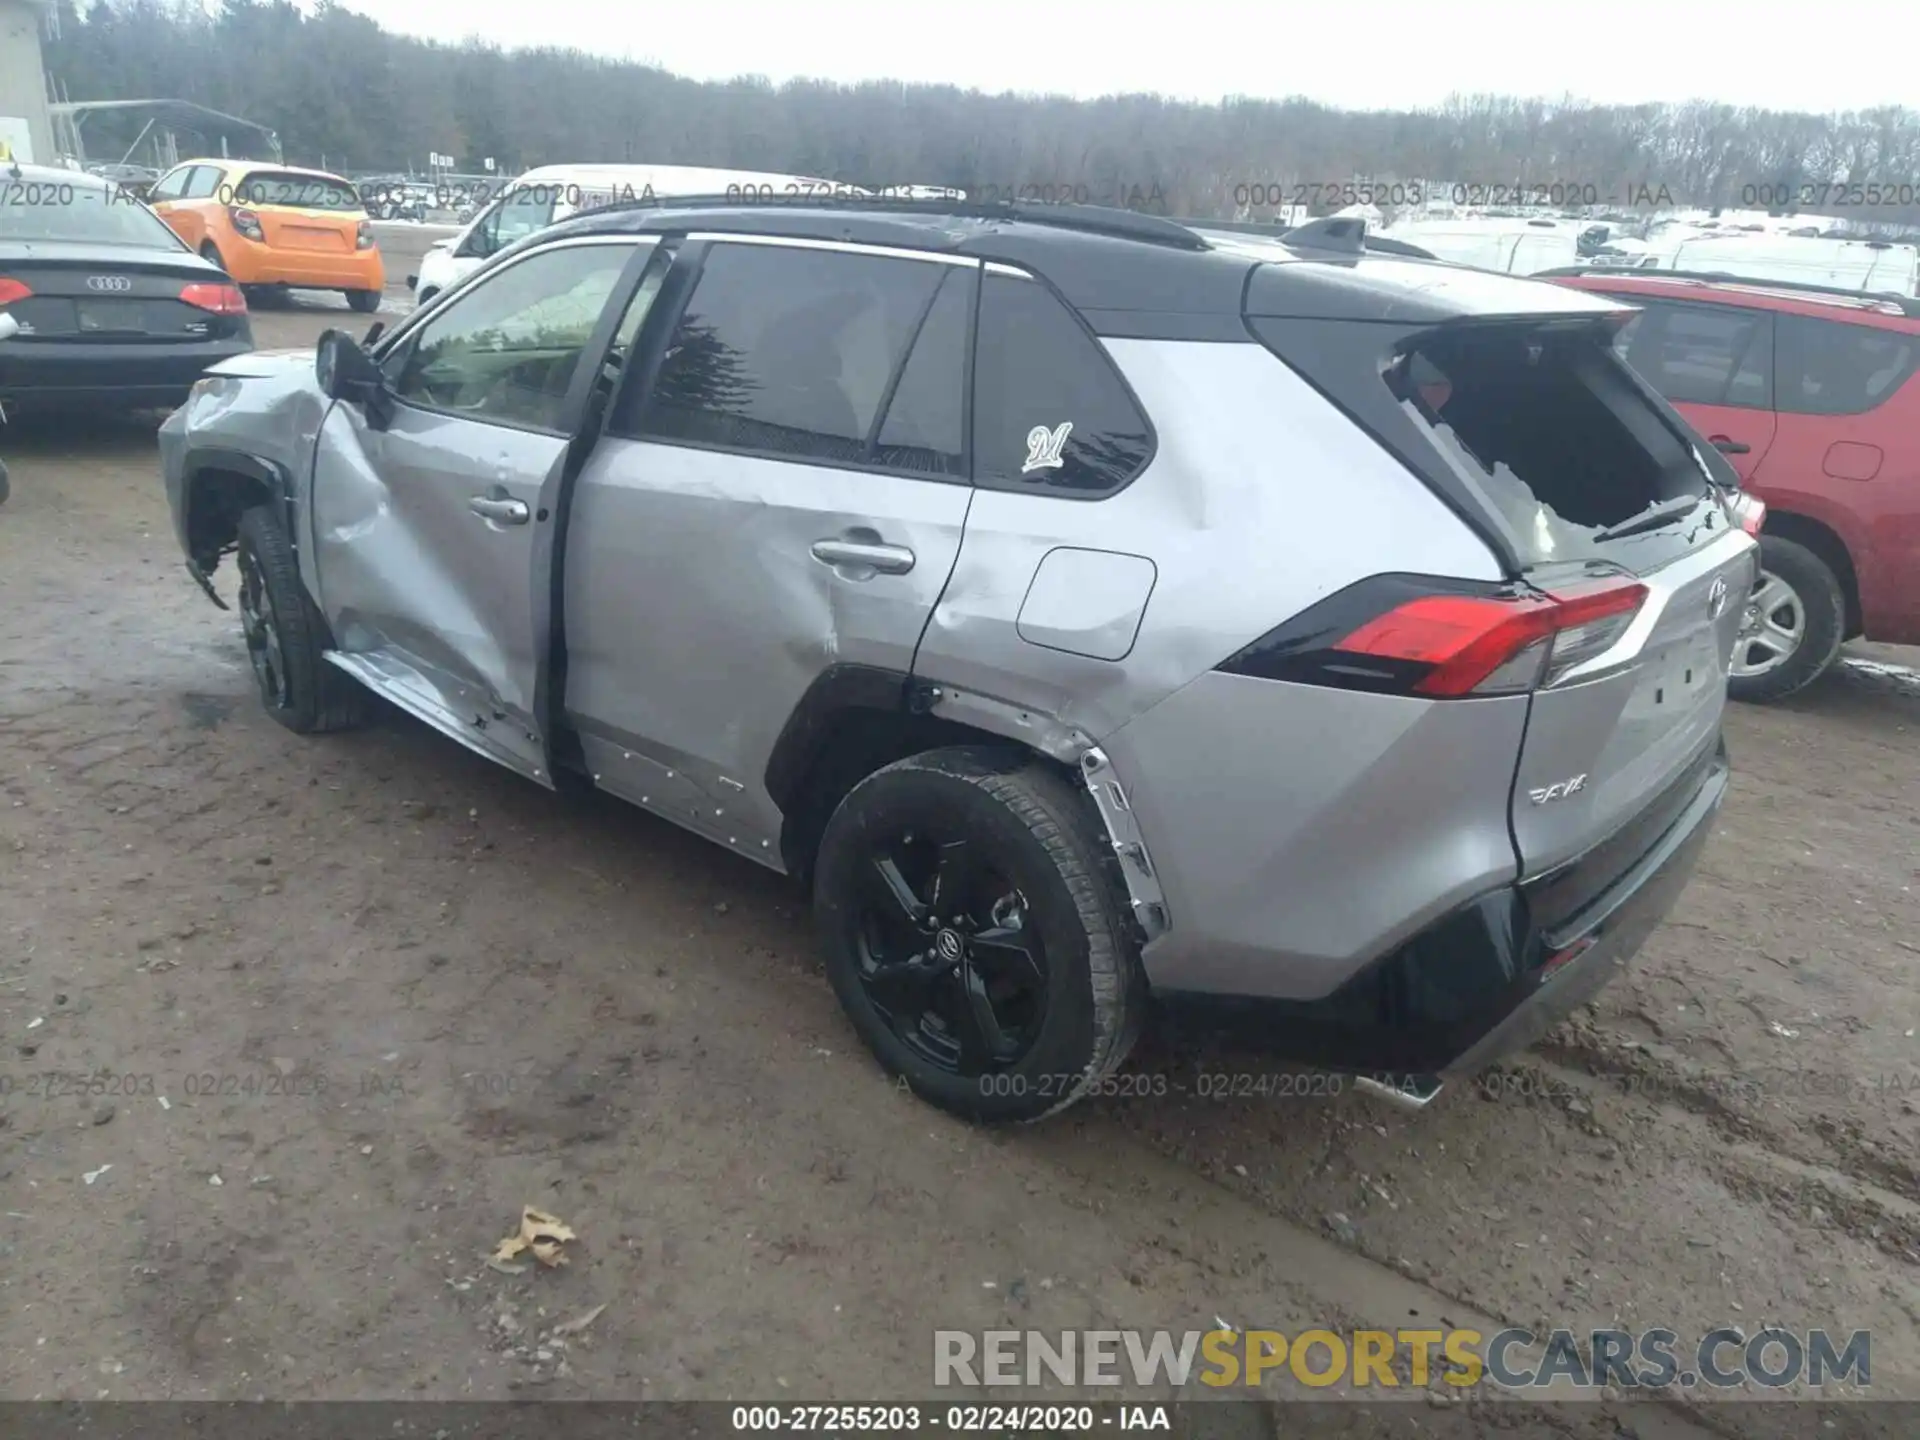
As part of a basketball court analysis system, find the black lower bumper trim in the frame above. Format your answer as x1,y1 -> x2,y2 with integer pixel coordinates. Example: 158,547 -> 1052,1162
1157,742 -> 1729,1075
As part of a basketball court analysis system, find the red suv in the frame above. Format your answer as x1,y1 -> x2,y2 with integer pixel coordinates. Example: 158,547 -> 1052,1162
1547,269 -> 1920,700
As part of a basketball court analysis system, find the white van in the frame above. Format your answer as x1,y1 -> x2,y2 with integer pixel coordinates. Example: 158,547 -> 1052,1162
1659,233 -> 1919,296
1371,217 -> 1581,275
410,163 -> 863,302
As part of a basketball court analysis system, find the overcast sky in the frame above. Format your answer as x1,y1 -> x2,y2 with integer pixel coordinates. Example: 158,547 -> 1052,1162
339,0 -> 1911,114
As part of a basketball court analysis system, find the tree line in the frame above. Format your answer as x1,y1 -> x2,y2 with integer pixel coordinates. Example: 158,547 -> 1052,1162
43,0 -> 1920,228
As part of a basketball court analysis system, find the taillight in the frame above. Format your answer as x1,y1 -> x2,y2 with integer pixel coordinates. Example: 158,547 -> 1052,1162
1725,490 -> 1766,537
229,206 -> 264,241
356,221 -> 374,250
1217,574 -> 1648,698
0,277 -> 32,307
180,282 -> 247,314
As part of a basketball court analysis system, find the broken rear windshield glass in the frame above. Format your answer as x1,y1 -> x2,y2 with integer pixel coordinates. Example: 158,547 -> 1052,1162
1384,322 -> 1721,570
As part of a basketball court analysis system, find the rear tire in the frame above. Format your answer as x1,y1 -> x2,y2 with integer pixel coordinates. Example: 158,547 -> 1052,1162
346,289 -> 382,314
236,505 -> 367,734
198,241 -> 227,273
813,746 -> 1146,1123
1728,535 -> 1845,704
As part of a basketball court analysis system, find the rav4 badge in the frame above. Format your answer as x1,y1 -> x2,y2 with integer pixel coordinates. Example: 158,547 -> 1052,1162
1529,774 -> 1589,805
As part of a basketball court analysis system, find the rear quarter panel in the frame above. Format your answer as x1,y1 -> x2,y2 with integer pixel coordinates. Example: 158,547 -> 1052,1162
915,337 -> 1521,1001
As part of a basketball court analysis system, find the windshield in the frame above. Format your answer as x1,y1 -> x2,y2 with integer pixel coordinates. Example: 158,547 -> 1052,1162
233,171 -> 362,211
0,180 -> 188,249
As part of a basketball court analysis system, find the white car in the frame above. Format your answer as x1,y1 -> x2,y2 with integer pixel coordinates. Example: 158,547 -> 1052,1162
1371,217 -> 1582,276
410,163 -> 861,304
1658,233 -> 1919,295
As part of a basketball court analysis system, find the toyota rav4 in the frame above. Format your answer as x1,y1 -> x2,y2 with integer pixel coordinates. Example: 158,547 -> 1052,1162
160,200 -> 1754,1121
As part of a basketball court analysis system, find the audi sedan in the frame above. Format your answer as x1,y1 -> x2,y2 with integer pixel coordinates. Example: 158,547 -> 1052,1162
1,163 -> 253,410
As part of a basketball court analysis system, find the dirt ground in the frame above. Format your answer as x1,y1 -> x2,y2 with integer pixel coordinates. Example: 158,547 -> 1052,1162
1,277 -> 1916,1428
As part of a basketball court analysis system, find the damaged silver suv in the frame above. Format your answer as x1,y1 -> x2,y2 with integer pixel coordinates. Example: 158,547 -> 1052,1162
160,198 -> 1757,1122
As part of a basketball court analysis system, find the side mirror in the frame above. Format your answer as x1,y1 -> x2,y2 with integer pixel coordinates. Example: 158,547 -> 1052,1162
316,328 -> 392,428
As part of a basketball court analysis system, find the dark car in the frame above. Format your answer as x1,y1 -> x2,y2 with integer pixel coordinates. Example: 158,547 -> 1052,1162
0,162 -> 253,410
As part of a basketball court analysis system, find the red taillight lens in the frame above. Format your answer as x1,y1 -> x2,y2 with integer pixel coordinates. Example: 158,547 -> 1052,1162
0,277 -> 32,307
180,282 -> 247,314
356,220 -> 374,250
1220,574 -> 1648,698
229,206 -> 264,241
1726,491 -> 1766,537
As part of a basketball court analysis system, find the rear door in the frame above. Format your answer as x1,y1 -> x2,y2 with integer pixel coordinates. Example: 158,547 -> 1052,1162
561,236 -> 976,854
1610,295 -> 1777,482
310,235 -> 656,784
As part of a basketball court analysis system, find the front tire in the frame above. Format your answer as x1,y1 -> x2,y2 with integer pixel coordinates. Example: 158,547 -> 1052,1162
235,505 -> 367,733
814,747 -> 1146,1123
1728,535 -> 1845,703
346,289 -> 382,314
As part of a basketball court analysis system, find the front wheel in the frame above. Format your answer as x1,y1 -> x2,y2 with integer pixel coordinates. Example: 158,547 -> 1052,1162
1728,534 -> 1845,703
235,505 -> 367,733
813,747 -> 1146,1123
346,289 -> 382,314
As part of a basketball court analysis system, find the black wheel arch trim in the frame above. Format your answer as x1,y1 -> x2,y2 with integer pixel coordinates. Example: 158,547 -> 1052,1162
763,662 -> 919,816
180,446 -> 298,574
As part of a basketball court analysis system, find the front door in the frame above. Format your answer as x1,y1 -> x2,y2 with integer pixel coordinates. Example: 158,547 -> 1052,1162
309,236 -> 655,784
562,237 -> 978,854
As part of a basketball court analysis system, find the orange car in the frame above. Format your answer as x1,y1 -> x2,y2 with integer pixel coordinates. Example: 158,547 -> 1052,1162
147,159 -> 385,312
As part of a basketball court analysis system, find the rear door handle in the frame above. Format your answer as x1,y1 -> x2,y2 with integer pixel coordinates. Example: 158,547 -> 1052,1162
468,495 -> 530,526
1709,436 -> 1751,456
810,538 -> 916,575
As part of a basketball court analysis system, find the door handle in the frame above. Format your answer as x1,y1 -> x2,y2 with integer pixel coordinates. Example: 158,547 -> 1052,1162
468,495 -> 530,525
1709,436 -> 1751,456
810,538 -> 916,575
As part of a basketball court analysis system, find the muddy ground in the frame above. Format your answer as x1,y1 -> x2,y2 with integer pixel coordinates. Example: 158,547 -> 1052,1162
1,278 -> 1915,1431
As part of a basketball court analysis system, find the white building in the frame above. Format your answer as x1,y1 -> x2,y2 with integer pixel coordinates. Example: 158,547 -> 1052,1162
0,0 -> 55,163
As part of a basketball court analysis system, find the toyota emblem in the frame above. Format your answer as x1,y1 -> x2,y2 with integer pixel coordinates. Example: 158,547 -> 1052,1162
1708,576 -> 1730,620
934,929 -> 964,962
86,276 -> 133,292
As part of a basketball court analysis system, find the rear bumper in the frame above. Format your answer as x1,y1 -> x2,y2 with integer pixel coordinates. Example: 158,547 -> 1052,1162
226,242 -> 384,291
1157,737 -> 1729,1076
0,335 -> 253,405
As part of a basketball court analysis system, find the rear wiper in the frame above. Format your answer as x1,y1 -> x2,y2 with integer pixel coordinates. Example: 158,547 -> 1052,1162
1591,494 -> 1702,544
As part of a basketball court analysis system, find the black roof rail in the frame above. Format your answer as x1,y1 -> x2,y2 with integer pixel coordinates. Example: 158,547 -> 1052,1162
1174,216 -> 1436,261
1536,264 -> 1920,317
571,189 -> 1212,250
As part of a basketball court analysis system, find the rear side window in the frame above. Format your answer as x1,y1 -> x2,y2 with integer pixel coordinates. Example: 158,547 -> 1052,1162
629,242 -> 961,473
971,272 -> 1153,496
1774,314 -> 1919,416
1616,299 -> 1773,409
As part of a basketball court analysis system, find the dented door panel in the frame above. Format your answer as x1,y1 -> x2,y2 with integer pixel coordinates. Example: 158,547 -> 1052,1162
562,438 -> 972,860
310,398 -> 568,782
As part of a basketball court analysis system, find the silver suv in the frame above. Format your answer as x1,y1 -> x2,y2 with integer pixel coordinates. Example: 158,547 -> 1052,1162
160,199 -> 1755,1122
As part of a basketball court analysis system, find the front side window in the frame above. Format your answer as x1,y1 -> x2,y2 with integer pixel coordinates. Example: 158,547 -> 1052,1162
148,167 -> 191,201
628,242 -> 961,471
392,242 -> 640,432
1774,313 -> 1919,416
971,271 -> 1153,496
